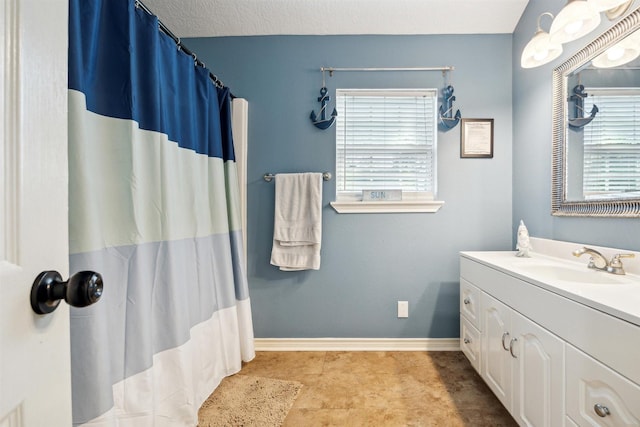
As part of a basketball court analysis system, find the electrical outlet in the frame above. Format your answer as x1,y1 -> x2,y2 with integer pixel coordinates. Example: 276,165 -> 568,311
398,301 -> 409,318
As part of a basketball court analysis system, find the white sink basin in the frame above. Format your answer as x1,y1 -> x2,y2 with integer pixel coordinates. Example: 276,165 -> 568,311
527,265 -> 630,285
511,260 -> 635,285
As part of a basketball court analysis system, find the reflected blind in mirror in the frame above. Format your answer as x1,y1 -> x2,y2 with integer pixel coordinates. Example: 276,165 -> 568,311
583,89 -> 640,199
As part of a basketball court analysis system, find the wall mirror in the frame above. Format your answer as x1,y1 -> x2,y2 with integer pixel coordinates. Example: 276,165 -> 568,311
552,6 -> 640,217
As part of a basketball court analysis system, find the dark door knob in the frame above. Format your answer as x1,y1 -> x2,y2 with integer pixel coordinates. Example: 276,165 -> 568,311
30,271 -> 103,315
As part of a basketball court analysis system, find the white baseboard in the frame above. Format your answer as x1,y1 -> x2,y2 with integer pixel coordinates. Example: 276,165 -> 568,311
254,338 -> 460,352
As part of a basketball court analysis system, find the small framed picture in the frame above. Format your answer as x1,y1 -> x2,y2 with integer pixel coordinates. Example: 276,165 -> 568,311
461,118 -> 494,158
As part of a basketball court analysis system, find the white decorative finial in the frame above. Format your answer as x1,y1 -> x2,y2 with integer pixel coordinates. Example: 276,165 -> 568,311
516,220 -> 532,258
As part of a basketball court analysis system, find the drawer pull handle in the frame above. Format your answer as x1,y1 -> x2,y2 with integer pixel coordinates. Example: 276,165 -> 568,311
501,332 -> 510,351
509,338 -> 518,358
463,338 -> 471,344
463,297 -> 471,305
594,404 -> 610,418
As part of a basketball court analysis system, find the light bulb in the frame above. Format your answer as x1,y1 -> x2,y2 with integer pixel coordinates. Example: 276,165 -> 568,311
606,45 -> 625,61
534,50 -> 550,61
564,21 -> 584,35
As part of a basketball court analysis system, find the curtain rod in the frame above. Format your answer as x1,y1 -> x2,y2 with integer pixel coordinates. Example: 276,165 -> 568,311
320,66 -> 455,73
135,0 -> 226,90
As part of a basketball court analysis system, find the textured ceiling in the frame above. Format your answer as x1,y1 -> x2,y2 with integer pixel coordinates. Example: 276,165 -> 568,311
141,0 -> 530,38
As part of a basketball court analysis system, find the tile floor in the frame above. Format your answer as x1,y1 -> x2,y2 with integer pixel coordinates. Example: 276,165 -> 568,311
238,351 -> 517,426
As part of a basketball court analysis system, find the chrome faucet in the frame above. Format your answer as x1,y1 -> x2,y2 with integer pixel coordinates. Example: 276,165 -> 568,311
572,247 -> 609,271
572,246 -> 635,275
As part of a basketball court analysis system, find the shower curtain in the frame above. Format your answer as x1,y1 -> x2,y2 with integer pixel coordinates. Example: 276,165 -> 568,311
67,0 -> 254,425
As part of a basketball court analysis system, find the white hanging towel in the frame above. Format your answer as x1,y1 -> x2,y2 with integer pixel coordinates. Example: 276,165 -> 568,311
270,172 -> 323,271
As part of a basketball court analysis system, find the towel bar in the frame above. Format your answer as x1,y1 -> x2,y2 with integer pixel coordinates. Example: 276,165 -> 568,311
263,172 -> 332,182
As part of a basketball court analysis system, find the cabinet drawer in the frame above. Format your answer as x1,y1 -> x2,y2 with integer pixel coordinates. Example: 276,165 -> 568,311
460,316 -> 481,373
460,278 -> 482,330
566,344 -> 640,426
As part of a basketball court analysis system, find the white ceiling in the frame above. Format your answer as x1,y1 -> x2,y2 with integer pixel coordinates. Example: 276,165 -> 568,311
141,0 -> 530,38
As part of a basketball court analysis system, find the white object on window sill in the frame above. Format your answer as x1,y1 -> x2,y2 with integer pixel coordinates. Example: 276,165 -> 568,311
330,200 -> 444,214
362,189 -> 403,201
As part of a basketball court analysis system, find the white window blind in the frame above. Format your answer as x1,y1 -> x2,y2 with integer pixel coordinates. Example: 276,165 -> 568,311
583,89 -> 640,199
335,89 -> 437,201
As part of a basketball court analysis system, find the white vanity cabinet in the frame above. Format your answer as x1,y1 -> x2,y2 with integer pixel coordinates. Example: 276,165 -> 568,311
460,252 -> 640,427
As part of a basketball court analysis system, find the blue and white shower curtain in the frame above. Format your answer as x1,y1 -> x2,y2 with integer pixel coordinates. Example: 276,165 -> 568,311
68,0 -> 254,425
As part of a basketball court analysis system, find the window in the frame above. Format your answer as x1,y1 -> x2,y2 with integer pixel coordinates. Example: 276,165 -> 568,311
583,89 -> 640,199
331,89 -> 443,213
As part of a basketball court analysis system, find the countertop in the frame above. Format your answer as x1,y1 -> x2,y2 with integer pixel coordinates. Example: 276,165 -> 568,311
460,250 -> 640,327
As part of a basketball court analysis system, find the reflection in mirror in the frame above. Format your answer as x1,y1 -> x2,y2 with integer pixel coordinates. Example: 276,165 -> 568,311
566,28 -> 640,201
552,7 -> 640,216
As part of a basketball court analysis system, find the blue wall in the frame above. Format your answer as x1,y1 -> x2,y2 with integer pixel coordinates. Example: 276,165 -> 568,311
186,34 -> 514,338
513,0 -> 640,252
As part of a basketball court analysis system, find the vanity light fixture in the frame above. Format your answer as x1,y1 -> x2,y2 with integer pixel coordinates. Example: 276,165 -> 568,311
521,13 -> 563,68
592,34 -> 640,67
521,0 -> 637,68
549,0 -> 601,44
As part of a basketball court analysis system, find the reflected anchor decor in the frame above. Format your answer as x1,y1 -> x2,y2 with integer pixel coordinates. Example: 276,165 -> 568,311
568,84 -> 598,129
439,85 -> 461,130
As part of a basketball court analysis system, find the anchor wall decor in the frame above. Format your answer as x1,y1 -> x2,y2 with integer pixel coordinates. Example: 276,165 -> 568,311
439,85 -> 461,131
310,69 -> 338,130
310,86 -> 338,130
568,84 -> 598,130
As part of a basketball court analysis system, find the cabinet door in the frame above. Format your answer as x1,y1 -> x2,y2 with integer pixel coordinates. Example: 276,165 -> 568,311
482,293 -> 512,411
511,311 -> 565,427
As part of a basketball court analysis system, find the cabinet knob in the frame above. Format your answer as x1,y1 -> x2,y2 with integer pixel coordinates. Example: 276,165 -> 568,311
463,338 -> 471,344
463,297 -> 471,305
594,403 -> 610,418
501,332 -> 510,351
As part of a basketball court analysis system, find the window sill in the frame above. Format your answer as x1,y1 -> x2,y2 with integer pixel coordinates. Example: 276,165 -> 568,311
330,200 -> 445,214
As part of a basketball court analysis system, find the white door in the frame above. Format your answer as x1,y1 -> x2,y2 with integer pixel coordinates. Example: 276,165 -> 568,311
0,0 -> 71,426
511,311 -> 564,427
482,293 -> 512,412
